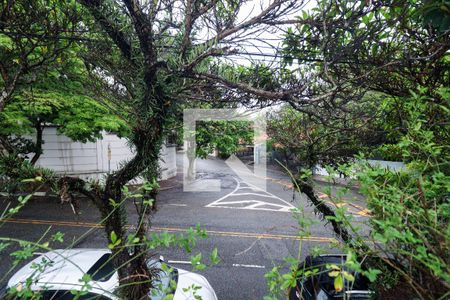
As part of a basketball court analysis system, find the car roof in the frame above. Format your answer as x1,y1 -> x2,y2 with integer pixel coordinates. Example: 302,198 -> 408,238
8,249 -> 118,295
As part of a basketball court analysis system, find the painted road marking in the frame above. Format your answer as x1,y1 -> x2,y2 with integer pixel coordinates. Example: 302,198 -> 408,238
3,218 -> 336,242
232,263 -> 265,269
168,260 -> 192,265
317,192 -> 371,217
166,203 -> 188,207
204,174 -> 370,216
260,174 -> 371,217
206,177 -> 296,213
168,260 -> 266,269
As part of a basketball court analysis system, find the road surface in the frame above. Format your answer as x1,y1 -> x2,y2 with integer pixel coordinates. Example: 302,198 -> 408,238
0,154 -> 368,299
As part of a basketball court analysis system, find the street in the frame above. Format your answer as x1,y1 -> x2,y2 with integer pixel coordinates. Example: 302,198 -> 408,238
0,155 -> 368,299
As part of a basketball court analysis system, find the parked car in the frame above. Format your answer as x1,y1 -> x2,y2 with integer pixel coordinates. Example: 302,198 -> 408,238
4,249 -> 217,300
289,255 -> 372,300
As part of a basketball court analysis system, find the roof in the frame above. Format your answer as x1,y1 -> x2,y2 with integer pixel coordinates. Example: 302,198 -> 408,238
8,249 -> 118,296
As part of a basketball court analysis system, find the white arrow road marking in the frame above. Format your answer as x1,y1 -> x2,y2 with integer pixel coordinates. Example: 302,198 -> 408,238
225,154 -> 266,191
205,177 -> 295,212
232,193 -> 279,198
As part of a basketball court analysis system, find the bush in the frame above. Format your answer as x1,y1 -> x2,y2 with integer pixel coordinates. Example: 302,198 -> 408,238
0,155 -> 55,194
355,88 -> 450,299
265,88 -> 449,299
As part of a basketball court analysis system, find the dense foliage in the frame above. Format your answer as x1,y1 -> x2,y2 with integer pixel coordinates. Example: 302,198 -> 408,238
0,0 -> 82,110
195,121 -> 253,159
267,102 -> 383,170
1,0 -> 302,297
349,88 -> 449,299
0,63 -> 129,162
267,1 -> 450,299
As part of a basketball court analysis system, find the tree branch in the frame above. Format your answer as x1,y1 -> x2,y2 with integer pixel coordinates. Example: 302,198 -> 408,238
78,0 -> 134,63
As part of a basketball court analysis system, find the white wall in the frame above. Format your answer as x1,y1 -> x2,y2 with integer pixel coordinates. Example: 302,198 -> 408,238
33,127 -> 177,182
366,159 -> 405,172
158,144 -> 177,180
313,159 -> 405,177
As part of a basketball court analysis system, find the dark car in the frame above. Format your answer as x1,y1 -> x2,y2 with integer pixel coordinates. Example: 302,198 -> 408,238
289,255 -> 372,300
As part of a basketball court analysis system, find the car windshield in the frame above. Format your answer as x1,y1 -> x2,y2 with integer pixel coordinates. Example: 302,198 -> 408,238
84,254 -> 178,299
292,255 -> 371,300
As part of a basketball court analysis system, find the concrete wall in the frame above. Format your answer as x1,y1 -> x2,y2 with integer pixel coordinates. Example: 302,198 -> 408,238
313,159 -> 405,177
158,144 -> 177,180
32,127 -> 177,182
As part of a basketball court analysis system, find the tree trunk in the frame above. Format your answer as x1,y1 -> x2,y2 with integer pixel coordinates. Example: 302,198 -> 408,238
56,101 -> 167,299
75,2 -> 169,297
30,122 -> 43,165
187,155 -> 196,180
98,93 -> 167,299
294,178 -> 353,244
101,155 -> 155,299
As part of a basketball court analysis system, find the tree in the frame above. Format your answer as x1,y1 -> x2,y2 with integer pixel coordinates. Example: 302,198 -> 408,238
0,53 -> 129,164
353,88 -> 449,299
48,0 -> 301,298
4,1 -> 446,298
267,103 -> 383,170
0,0 -> 83,111
196,120 -> 253,159
267,1 -> 449,298
275,0 -> 449,233
280,0 -> 449,111
185,120 -> 253,179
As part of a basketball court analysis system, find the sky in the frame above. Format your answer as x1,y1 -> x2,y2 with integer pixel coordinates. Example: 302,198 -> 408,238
222,0 -> 315,67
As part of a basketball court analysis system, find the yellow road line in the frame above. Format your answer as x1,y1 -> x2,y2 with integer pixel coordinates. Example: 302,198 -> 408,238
261,175 -> 371,217
3,218 -> 336,243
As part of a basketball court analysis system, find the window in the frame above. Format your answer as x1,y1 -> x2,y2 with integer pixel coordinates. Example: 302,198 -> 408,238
86,254 -> 115,282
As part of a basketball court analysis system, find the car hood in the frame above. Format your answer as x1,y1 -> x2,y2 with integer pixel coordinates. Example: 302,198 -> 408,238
7,249 -> 117,294
174,268 -> 217,300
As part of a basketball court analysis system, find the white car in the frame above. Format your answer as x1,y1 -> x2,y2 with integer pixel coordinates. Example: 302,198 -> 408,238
6,249 -> 217,300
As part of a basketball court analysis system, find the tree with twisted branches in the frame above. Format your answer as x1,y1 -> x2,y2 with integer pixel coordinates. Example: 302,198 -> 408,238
55,0 -> 302,298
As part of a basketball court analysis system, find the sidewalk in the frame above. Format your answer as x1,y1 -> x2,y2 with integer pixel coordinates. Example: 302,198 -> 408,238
158,173 -> 182,191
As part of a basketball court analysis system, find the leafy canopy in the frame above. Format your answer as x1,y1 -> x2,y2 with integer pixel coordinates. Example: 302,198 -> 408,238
0,44 -> 129,143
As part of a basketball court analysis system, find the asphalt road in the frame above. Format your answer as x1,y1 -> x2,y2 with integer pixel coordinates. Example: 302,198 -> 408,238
0,154 -> 368,299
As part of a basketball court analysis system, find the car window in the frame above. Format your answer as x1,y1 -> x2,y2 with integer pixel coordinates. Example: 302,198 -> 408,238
290,256 -> 372,300
86,253 -> 116,282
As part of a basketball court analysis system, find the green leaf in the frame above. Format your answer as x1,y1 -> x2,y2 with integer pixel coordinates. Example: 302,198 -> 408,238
210,247 -> 220,265
110,231 -> 117,243
328,271 -> 340,277
194,263 -> 206,271
334,275 -> 343,292
302,10 -> 308,20
108,231 -> 121,249
365,269 -> 382,282
191,252 -> 202,265
343,271 -> 355,282
51,232 -> 64,243
109,198 -> 117,207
